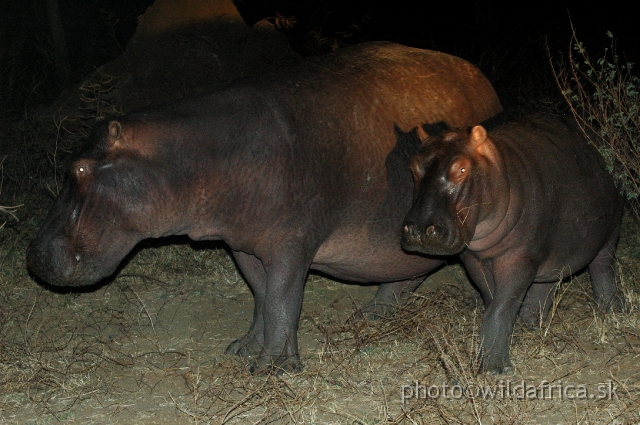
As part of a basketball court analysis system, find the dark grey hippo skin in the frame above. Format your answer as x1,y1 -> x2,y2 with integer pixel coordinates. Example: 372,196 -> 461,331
27,41 -> 503,373
402,113 -> 624,373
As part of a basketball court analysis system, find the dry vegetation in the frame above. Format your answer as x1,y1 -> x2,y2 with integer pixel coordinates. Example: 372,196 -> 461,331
553,25 -> 640,219
1,234 -> 640,424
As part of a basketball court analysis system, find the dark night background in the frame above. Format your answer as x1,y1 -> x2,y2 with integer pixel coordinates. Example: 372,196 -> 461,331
0,0 -> 636,120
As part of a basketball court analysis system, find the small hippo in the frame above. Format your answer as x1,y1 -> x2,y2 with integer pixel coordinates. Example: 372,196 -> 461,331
27,41 -> 503,373
402,113 -> 624,373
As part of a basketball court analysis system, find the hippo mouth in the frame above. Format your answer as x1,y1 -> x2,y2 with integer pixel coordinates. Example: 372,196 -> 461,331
26,237 -> 119,287
401,222 -> 467,256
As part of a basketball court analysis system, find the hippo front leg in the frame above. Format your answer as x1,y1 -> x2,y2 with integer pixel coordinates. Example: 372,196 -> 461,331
225,251 -> 267,358
252,253 -> 310,374
425,254 -> 531,374
465,253 -> 536,374
227,250 -> 309,374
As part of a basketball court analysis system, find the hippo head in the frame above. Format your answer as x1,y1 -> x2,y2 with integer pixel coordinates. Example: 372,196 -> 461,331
402,125 -> 494,256
27,119 -> 179,287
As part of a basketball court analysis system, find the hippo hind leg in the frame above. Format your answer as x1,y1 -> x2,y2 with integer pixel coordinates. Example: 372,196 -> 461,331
588,233 -> 624,311
225,251 -> 267,359
517,282 -> 557,329
363,278 -> 425,319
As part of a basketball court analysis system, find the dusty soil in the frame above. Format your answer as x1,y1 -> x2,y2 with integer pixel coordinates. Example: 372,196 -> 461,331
1,233 -> 640,424
1,1 -> 640,423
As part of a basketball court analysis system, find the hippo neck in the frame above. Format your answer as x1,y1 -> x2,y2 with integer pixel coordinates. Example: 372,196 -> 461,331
128,91 -> 297,252
466,142 -> 514,252
180,149 -> 284,250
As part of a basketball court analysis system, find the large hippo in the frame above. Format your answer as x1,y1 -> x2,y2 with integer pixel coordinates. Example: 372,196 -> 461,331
402,113 -> 624,373
27,41 -> 502,373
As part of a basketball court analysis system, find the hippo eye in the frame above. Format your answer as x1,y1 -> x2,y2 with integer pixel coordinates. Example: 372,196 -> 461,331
73,162 -> 93,182
76,165 -> 87,176
448,159 -> 470,184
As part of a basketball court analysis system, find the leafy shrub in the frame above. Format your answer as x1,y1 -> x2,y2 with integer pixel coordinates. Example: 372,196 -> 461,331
553,27 -> 640,218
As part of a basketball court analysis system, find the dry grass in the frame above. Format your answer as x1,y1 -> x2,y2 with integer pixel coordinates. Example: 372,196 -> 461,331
0,156 -> 21,229
1,227 -> 639,424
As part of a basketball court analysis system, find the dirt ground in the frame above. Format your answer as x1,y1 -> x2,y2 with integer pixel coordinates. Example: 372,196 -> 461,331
1,231 -> 640,424
1,1 -> 640,424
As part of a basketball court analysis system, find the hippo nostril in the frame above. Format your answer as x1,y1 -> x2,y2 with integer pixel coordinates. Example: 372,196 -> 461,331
425,225 -> 436,237
402,223 -> 422,244
403,223 -> 420,238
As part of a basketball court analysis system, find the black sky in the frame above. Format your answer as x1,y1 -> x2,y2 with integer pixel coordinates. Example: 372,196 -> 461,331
0,0 -> 636,114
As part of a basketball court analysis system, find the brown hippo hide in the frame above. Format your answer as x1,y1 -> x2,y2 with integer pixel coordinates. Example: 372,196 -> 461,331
27,42 -> 502,373
402,113 -> 624,373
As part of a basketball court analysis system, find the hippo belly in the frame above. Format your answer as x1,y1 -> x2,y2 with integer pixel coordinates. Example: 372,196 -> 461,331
312,227 -> 432,282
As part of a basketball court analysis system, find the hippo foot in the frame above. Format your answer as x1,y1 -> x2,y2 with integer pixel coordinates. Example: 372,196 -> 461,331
478,352 -> 513,377
363,279 -> 426,320
515,312 -> 543,330
362,302 -> 398,320
483,365 -> 514,376
225,335 -> 263,359
248,355 -> 303,375
595,292 -> 626,313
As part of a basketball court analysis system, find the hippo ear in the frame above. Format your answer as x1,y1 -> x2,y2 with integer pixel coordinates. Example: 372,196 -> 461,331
106,120 -> 122,149
470,125 -> 498,162
470,125 -> 487,149
416,125 -> 429,142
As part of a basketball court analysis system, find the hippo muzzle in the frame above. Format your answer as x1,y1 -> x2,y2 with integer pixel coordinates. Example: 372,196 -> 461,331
27,236 -> 80,286
26,234 -> 123,287
402,127 -> 481,257
401,219 -> 467,256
